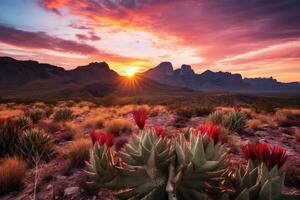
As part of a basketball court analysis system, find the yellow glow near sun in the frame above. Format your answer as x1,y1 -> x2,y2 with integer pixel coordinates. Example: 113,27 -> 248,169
125,67 -> 138,77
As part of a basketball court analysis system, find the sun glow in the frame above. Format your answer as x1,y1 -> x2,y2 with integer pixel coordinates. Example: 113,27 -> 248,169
125,67 -> 138,77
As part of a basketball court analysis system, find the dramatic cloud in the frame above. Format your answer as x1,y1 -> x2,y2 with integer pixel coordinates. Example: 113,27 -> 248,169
0,25 -> 99,55
1,0 -> 299,81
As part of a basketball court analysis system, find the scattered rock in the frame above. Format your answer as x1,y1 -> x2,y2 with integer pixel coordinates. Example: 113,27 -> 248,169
64,186 -> 80,197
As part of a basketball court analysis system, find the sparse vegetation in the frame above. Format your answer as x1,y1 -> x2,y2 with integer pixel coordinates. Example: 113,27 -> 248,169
252,100 -> 277,114
28,108 -> 44,123
0,118 -> 20,157
16,116 -> 32,130
68,138 -> 91,167
0,157 -> 27,195
105,118 -> 132,136
18,128 -> 54,166
247,119 -> 262,130
225,110 -> 246,132
207,110 -> 225,125
54,108 -> 73,122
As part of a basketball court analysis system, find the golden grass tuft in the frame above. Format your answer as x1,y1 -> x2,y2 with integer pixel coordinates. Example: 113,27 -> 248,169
247,119 -> 262,130
0,157 -> 27,195
68,138 -> 92,167
105,118 -> 132,136
84,115 -> 105,129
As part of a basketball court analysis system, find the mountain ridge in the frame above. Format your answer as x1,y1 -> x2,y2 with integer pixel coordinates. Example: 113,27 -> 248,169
0,57 -> 299,99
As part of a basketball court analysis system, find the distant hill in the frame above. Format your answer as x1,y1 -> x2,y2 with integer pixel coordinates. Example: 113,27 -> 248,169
0,57 -> 187,99
143,62 -> 300,92
0,57 -> 299,99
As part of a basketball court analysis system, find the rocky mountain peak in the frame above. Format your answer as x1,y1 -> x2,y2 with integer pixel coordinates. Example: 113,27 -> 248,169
180,64 -> 195,76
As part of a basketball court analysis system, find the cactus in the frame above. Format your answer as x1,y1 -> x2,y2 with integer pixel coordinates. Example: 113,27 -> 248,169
0,118 -> 20,157
18,128 -> 53,166
223,142 -> 287,200
86,126 -> 228,200
86,128 -> 174,199
54,108 -> 73,122
168,130 -> 227,199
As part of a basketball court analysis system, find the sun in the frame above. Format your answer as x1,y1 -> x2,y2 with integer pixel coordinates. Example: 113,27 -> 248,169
125,67 -> 138,77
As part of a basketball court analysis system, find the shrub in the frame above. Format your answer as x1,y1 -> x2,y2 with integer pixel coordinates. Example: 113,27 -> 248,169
105,118 -> 132,136
28,108 -> 44,123
247,119 -> 262,130
18,128 -> 54,166
68,138 -> 91,167
0,157 -> 27,195
16,116 -> 32,130
54,108 -> 73,122
252,101 -> 277,114
84,116 -> 105,129
277,113 -> 300,127
0,118 -> 20,157
224,111 -> 246,132
207,110 -> 225,125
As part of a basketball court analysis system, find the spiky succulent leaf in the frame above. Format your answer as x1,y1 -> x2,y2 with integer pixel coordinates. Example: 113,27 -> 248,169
172,131 -> 228,199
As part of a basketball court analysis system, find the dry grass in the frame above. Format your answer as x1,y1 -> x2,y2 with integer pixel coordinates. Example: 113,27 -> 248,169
71,105 -> 90,116
0,157 -> 27,195
247,119 -> 262,130
84,115 -> 105,129
0,109 -> 24,118
105,118 -> 132,136
38,119 -> 62,133
64,121 -> 84,138
68,138 -> 92,167
295,129 -> 300,142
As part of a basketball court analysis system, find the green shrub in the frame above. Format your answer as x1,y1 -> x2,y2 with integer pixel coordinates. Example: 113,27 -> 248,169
0,119 -> 20,157
0,157 -> 27,195
28,108 -> 44,123
54,108 -> 73,122
18,128 -> 53,166
225,111 -> 246,132
16,116 -> 32,130
207,110 -> 225,125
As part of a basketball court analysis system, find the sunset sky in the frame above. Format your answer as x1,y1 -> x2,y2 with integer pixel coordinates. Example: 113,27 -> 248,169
0,0 -> 299,82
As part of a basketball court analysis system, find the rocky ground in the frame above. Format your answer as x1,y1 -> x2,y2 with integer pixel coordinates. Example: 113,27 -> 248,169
1,105 -> 300,200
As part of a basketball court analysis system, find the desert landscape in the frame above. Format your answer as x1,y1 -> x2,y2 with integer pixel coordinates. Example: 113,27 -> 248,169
1,0 -> 300,199
0,99 -> 300,199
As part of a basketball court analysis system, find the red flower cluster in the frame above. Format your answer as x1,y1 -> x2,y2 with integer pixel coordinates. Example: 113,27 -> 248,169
198,124 -> 221,144
242,142 -> 288,169
154,126 -> 168,138
133,108 -> 148,130
90,130 -> 114,147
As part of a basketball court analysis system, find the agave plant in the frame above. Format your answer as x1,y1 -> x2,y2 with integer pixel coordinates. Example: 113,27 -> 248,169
207,110 -> 225,125
224,111 -> 246,132
16,116 -> 32,131
18,128 -> 54,166
54,108 -> 73,122
223,142 -> 288,200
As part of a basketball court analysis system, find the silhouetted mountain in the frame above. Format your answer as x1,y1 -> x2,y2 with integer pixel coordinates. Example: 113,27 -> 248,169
143,62 -> 300,92
0,57 -> 186,99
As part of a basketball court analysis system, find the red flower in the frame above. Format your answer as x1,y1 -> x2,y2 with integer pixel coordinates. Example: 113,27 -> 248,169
255,143 -> 270,164
242,143 -> 257,161
268,146 -> 288,169
90,130 -> 114,147
154,126 -> 168,138
242,142 -> 288,169
90,129 -> 100,144
198,124 -> 221,144
133,108 -> 148,130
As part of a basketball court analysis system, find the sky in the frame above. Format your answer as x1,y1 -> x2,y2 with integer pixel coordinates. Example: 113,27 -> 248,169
0,0 -> 299,82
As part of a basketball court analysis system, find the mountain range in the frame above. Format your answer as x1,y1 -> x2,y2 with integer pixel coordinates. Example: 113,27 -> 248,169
0,57 -> 299,99
142,62 -> 300,92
